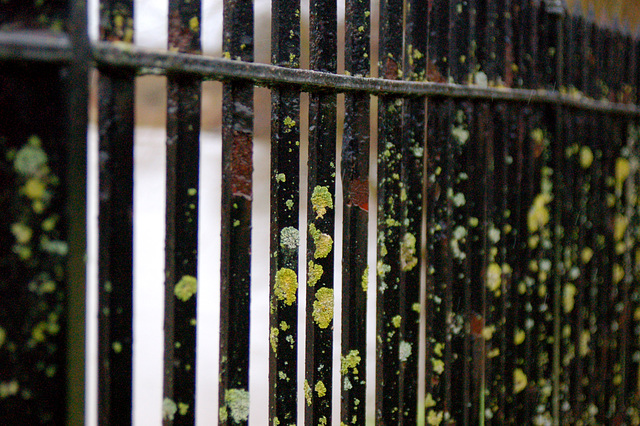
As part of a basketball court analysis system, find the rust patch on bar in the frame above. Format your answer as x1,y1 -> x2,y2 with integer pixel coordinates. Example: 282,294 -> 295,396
346,178 -> 369,211
231,130 -> 253,198
384,56 -> 399,80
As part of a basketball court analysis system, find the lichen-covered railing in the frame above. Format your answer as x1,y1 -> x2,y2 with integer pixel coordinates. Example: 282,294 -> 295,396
2,0 -> 640,425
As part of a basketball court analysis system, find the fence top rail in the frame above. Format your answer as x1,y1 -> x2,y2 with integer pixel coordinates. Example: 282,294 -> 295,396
1,31 -> 639,116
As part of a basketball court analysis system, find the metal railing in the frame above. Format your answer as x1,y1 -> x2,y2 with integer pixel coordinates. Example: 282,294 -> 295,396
1,0 -> 640,424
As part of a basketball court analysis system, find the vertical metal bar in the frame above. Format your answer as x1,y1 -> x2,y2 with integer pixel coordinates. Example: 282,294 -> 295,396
398,0 -> 428,422
218,0 -> 254,423
340,0 -> 370,420
424,98 -> 454,425
65,0 -> 90,423
0,3 -> 86,419
304,0 -> 337,423
269,0 -> 300,421
424,2 -> 450,424
375,0 -> 404,419
162,1 -> 202,424
340,0 -> 370,421
98,1 -> 135,423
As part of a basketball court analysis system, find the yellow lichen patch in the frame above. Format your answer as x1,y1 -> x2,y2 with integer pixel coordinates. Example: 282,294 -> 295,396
482,325 -> 496,340
189,16 -> 199,32
579,331 -> 591,357
527,194 -> 552,233
514,369 -> 528,394
304,380 -> 312,405
432,358 -> 444,374
0,327 -> 5,348
315,380 -> 327,397
514,329 -> 526,345
270,327 -> 279,352
225,389 -> 250,423
308,224 -> 333,259
279,321 -> 289,331
274,268 -> 298,305
178,402 -> 189,416
616,157 -> 631,192
311,186 -> 333,219
361,265 -> 369,292
531,128 -> 544,144
427,410 -> 444,425
614,214 -> 629,242
580,146 -> 594,168
392,315 -> 402,328
581,247 -> 594,264
307,261 -> 323,286
283,116 -> 296,128
174,275 -> 197,302
563,283 -> 577,314
486,262 -> 502,293
400,233 -> 418,271
425,393 -> 436,408
22,178 -> 46,200
433,342 -> 444,357
613,264 -> 625,285
10,223 -> 32,244
341,350 -> 361,374
312,288 -> 334,329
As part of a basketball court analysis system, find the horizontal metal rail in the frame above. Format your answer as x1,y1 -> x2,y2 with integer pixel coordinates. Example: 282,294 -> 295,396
1,31 -> 640,116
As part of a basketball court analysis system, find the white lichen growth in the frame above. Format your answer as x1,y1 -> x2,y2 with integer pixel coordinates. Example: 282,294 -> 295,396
399,341 -> 412,361
274,268 -> 298,305
400,233 -> 418,271
10,223 -> 32,244
225,388 -> 250,423
311,186 -> 333,219
280,226 -> 299,250
162,398 -> 178,421
174,275 -> 197,302
312,287 -> 334,329
14,136 -> 47,176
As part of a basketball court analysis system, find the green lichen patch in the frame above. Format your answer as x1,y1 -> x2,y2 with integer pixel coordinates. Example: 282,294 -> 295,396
486,262 -> 502,294
312,288 -> 334,329
513,368 -> 527,394
174,275 -> 197,302
307,260 -> 323,286
304,380 -> 312,405
270,327 -> 279,352
341,350 -> 361,374
311,186 -> 333,219
275,268 -> 298,305
308,223 -> 333,259
527,193 -> 552,233
400,233 -> 418,271
225,388 -> 250,423
361,265 -> 369,292
315,380 -> 327,397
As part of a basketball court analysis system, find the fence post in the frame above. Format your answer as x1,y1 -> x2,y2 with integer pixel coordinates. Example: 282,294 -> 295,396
0,2 -> 89,424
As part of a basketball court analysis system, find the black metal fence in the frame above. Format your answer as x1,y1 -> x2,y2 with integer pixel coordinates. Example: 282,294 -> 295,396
2,0 -> 640,424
